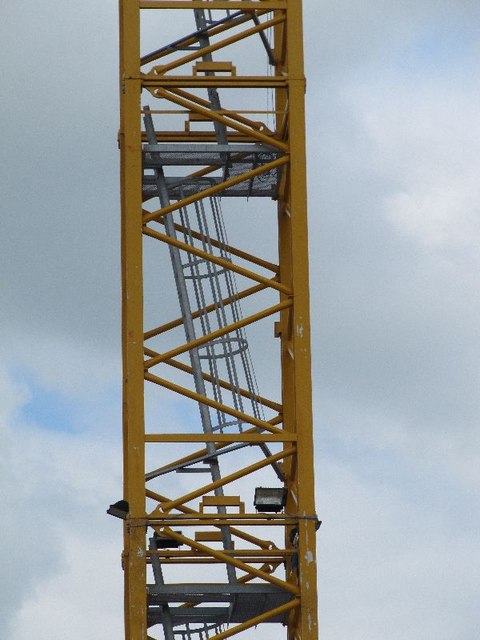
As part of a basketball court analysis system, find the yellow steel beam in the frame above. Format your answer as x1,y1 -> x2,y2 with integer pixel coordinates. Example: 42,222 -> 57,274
163,220 -> 280,273
147,88 -> 288,150
156,527 -> 299,595
143,226 -> 289,293
146,488 -> 277,549
141,9 -> 272,65
140,1 -> 286,8
155,446 -> 296,512
277,1 -> 319,638
145,75 -> 288,88
144,433 -> 294,442
152,558 -> 284,565
145,419 -> 283,480
148,550 -> 288,557
119,2 -> 147,640
207,600 -> 300,640
160,87 -> 276,133
145,430 -> 284,484
151,355 -> 282,412
151,14 -> 284,75
145,371 -> 284,433
144,299 -> 292,369
142,155 -> 289,223
147,516 -> 298,525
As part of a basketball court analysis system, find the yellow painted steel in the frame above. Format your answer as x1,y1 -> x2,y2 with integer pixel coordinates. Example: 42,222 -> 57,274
143,434 -> 295,442
157,446 -> 296,512
152,355 -> 282,411
142,155 -> 289,222
119,3 -> 146,639
149,224 -> 280,273
144,299 -> 292,369
139,1 -> 287,10
119,0 -> 318,638
144,371 -> 284,433
143,226 -> 288,292
150,15 -> 284,74
203,600 -> 300,640
144,283 -> 271,339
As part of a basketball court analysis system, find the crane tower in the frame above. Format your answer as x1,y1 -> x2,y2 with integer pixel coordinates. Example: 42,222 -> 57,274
117,1 -> 318,638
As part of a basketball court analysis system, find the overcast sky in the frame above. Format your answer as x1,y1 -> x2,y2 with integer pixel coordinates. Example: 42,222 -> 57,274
1,1 -> 479,639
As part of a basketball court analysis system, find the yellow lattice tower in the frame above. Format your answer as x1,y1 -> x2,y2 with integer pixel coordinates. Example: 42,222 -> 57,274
117,1 -> 318,639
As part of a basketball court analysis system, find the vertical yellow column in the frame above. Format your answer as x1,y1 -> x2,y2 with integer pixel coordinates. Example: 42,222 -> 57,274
278,1 -> 318,638
119,2 -> 146,639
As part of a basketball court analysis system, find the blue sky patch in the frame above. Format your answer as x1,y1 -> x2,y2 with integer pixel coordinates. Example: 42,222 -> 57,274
12,368 -> 81,433
396,21 -> 477,74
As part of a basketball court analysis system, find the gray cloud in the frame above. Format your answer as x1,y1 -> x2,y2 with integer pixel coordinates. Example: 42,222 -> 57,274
1,1 -> 479,638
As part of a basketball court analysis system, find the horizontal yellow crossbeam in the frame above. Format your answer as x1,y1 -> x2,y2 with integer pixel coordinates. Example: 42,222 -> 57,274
148,549 -> 289,557
145,75 -> 287,88
140,1 -> 286,8
151,558 -> 283,565
146,513 -> 294,522
142,131 -> 258,143
144,433 -> 295,442
147,516 -> 298,526
145,418 -> 282,479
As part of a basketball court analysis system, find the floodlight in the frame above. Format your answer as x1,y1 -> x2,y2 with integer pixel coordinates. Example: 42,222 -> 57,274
107,500 -> 129,520
154,532 -> 183,549
254,487 -> 288,513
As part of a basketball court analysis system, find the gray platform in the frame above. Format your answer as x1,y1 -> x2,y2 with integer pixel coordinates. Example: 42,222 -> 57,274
142,143 -> 282,199
147,583 -> 293,628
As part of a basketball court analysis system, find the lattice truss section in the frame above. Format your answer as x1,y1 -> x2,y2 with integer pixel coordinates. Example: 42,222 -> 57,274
119,2 -> 318,640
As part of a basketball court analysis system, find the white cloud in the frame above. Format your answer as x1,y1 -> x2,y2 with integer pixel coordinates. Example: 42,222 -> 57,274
318,457 -> 480,640
386,179 -> 480,249
0,368 -> 123,639
12,531 -> 123,640
353,79 -> 480,252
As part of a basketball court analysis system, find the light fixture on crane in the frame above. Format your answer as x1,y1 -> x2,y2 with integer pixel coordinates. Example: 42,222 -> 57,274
253,487 -> 288,513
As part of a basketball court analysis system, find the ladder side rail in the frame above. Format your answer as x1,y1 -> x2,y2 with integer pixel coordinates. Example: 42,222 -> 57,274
144,109 -> 237,586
